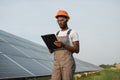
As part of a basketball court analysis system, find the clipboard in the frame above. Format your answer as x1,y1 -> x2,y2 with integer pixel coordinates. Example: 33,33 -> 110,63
41,34 -> 59,50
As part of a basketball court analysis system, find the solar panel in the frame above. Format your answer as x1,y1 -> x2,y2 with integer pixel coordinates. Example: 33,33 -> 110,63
0,54 -> 31,79
0,30 -> 101,79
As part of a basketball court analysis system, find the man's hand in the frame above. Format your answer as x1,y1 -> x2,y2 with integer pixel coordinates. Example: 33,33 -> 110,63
54,41 -> 64,48
54,41 -> 79,54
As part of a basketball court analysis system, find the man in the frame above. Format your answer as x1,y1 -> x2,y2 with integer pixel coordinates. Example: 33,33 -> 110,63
50,10 -> 80,80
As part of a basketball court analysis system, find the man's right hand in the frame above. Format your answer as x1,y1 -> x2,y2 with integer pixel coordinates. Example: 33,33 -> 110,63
54,41 -> 64,48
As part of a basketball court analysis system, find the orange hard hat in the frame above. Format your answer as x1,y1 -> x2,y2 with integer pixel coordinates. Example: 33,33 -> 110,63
55,10 -> 70,20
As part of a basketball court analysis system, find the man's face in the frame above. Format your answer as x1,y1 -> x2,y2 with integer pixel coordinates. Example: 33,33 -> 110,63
57,17 -> 67,29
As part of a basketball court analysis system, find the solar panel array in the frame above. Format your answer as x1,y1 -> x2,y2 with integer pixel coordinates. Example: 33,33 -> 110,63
0,30 -> 101,79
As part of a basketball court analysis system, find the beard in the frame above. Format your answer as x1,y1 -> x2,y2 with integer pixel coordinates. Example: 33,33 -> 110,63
60,25 -> 66,29
59,23 -> 67,29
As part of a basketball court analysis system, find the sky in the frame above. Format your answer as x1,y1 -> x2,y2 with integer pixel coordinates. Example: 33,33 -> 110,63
0,0 -> 120,65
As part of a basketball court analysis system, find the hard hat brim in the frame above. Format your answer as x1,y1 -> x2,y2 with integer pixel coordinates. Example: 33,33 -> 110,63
55,15 -> 70,20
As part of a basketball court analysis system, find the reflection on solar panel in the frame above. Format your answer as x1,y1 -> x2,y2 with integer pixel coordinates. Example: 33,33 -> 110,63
0,30 -> 101,79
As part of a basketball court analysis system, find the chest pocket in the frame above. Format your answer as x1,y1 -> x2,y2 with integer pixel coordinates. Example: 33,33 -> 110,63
56,29 -> 72,45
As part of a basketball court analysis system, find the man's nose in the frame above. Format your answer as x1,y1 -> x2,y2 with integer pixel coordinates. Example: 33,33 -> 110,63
58,21 -> 63,24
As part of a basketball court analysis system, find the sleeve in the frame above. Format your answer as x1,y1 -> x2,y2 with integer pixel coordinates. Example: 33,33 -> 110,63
70,30 -> 79,42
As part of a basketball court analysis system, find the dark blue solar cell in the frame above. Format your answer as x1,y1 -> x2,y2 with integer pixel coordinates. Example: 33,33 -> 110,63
0,42 -> 26,57
0,54 -> 31,79
9,55 -> 51,76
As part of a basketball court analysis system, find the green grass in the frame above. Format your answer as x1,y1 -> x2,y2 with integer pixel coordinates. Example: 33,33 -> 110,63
77,69 -> 120,80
